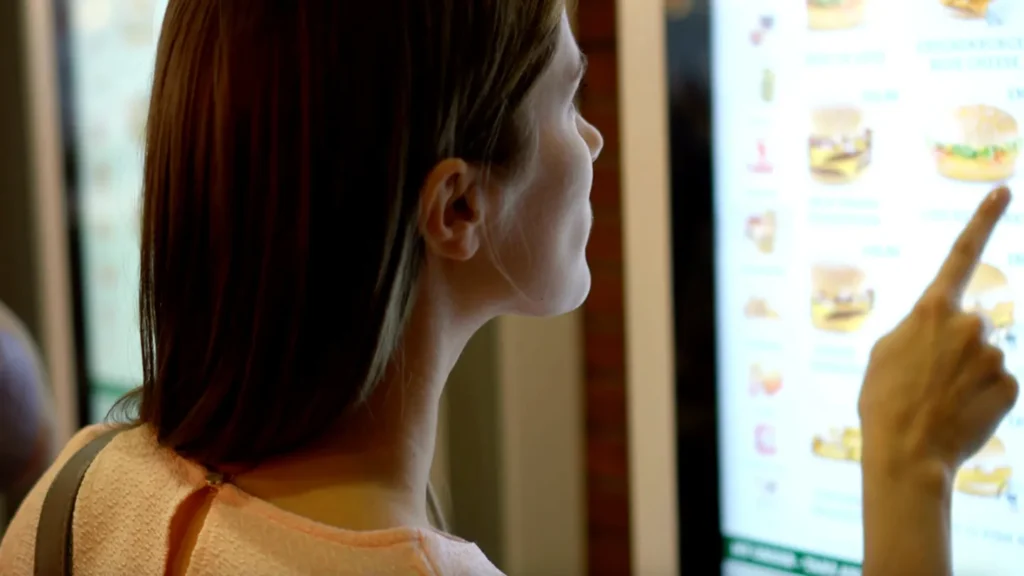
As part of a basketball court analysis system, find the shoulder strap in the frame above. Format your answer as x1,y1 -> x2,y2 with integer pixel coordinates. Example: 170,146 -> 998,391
34,428 -> 121,576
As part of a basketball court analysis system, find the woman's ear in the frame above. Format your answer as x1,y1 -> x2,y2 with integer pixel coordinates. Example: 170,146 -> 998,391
418,159 -> 486,261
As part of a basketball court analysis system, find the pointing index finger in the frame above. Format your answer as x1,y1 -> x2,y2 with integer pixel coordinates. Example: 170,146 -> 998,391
930,187 -> 1011,299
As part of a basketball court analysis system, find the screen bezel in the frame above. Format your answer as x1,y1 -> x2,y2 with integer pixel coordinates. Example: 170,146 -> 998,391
666,1 -> 722,572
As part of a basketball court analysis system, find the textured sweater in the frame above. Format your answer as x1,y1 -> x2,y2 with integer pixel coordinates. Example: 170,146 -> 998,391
0,424 -> 502,575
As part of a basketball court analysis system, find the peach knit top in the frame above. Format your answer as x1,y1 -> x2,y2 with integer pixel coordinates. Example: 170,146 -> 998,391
0,424 -> 502,575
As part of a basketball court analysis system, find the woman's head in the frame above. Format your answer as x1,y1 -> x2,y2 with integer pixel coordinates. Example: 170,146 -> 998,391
134,0 -> 602,465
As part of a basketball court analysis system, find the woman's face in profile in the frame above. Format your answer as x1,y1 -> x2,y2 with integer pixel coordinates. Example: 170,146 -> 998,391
485,11 -> 604,318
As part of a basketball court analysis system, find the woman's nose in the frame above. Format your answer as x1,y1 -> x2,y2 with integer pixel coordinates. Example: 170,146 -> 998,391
579,116 -> 604,162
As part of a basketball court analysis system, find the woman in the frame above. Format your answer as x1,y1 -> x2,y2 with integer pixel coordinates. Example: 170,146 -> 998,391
0,0 -> 1014,573
2,0 -> 598,573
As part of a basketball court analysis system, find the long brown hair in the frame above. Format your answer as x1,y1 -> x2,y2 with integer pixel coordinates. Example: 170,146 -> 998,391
115,0 -> 562,482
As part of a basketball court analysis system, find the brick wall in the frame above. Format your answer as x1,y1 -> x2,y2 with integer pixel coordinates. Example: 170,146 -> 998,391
577,1 -> 632,574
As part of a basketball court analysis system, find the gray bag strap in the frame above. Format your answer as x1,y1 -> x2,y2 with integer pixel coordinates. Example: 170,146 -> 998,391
34,428 -> 121,576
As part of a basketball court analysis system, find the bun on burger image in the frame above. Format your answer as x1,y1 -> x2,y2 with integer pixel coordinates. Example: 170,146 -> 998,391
810,264 -> 874,332
809,107 -> 872,184
955,437 -> 1013,497
963,263 -> 1016,346
934,105 -> 1020,182
808,0 -> 865,30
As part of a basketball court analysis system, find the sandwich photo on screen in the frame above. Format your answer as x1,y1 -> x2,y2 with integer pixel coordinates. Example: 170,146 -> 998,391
941,0 -> 993,19
962,263 -> 1016,346
807,0 -> 865,30
809,107 -> 873,184
745,210 -> 777,253
934,105 -> 1020,182
811,427 -> 862,463
955,437 -> 1013,497
810,263 -> 874,333
744,297 -> 780,319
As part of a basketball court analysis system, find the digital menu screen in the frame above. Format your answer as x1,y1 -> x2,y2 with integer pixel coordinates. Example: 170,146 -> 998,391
712,1 -> 1024,574
62,0 -> 168,420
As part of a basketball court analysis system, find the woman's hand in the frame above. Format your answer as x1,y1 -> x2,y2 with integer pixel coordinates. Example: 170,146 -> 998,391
859,186 -> 1019,575
860,186 -> 1018,479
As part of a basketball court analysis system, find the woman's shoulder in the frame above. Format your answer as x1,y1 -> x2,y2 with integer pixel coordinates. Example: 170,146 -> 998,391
0,423 -> 117,571
414,529 -> 505,575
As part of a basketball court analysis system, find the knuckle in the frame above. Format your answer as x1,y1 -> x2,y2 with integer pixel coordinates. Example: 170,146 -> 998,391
1005,376 -> 1020,405
982,345 -> 1006,371
960,314 -> 986,339
914,295 -> 947,318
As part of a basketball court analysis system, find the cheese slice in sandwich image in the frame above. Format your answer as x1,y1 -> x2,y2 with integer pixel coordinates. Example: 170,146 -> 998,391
812,427 -> 862,462
955,437 -> 1013,497
962,263 -> 1016,346
811,263 -> 874,332
941,0 -> 993,18
809,106 -> 872,184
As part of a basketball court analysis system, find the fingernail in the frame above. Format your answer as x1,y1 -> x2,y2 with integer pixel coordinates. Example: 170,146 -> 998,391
988,186 -> 1011,206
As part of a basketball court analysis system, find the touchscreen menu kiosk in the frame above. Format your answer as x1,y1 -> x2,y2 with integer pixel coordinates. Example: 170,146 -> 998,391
681,0 -> 1024,574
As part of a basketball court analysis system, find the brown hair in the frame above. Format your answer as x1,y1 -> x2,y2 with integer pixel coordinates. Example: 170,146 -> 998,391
115,0 -> 562,477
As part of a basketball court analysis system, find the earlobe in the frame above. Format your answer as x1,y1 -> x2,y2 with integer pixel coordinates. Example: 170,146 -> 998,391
418,159 -> 485,262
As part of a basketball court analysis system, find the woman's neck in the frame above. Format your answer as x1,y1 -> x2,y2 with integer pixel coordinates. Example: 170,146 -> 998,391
230,283 -> 480,531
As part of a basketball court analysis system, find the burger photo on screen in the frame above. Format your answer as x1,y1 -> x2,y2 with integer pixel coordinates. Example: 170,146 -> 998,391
809,107 -> 873,184
934,105 -> 1020,182
962,262 -> 1016,346
807,0 -> 865,30
744,297 -> 779,319
744,211 -> 777,253
941,0 -> 993,18
810,263 -> 874,332
955,437 -> 1013,497
811,427 -> 862,462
